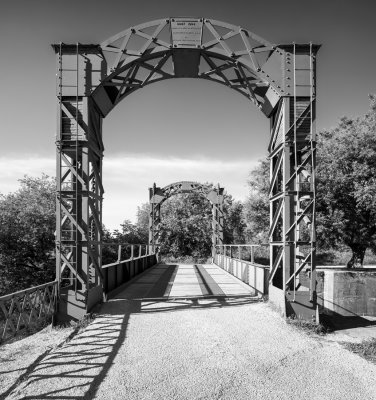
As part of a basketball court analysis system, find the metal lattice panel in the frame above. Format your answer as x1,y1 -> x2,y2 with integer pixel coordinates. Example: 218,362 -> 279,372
93,18 -> 288,117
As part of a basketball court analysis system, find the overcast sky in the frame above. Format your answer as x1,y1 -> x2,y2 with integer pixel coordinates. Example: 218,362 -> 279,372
1,0 -> 376,230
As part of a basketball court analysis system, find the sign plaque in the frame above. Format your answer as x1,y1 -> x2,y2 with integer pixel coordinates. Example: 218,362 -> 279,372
171,18 -> 203,48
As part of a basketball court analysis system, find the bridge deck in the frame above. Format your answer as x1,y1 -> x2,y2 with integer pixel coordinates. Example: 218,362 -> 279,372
117,263 -> 256,299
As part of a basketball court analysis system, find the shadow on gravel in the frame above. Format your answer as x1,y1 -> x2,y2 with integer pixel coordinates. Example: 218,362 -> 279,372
7,299 -> 140,400
320,313 -> 376,331
7,296 -> 258,399
8,264 -> 260,399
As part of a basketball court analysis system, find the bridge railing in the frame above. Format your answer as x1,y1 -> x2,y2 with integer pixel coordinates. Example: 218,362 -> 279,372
0,280 -> 58,343
214,244 -> 269,296
102,243 -> 157,294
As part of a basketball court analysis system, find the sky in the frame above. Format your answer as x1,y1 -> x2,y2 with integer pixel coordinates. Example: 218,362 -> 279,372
1,0 -> 376,230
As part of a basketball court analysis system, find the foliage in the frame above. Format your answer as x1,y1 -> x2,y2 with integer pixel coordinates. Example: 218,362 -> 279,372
316,95 -> 376,267
223,198 -> 247,244
102,207 -> 149,265
244,159 -> 269,244
158,185 -> 246,261
286,315 -> 330,336
159,192 -> 212,260
344,338 -> 376,364
0,175 -> 56,296
244,96 -> 376,268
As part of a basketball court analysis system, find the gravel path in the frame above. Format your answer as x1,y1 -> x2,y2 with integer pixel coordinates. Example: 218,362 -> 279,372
5,266 -> 376,399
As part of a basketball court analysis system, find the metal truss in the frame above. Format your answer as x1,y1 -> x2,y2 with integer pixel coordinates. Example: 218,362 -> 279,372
93,18 -> 289,117
54,43 -> 105,320
149,181 -> 224,258
268,44 -> 318,318
53,18 -> 319,320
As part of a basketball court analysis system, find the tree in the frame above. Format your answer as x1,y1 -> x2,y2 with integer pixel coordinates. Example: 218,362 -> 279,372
316,95 -> 376,267
0,175 -> 56,295
135,203 -> 150,243
159,192 -> 212,260
102,212 -> 150,265
244,159 -> 270,244
157,185 -> 246,261
223,197 -> 246,244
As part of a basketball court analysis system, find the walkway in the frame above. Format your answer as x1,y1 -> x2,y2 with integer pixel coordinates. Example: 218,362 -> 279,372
121,263 -> 256,299
6,264 -> 376,400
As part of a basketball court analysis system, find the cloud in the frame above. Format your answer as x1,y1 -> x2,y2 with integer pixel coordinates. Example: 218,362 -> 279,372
0,154 -> 259,231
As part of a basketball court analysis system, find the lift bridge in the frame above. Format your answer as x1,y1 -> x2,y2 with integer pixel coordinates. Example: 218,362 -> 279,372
0,18 -> 319,340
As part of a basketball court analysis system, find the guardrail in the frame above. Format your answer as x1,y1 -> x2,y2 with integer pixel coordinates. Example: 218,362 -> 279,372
214,244 -> 269,296
0,280 -> 58,343
102,243 -> 158,294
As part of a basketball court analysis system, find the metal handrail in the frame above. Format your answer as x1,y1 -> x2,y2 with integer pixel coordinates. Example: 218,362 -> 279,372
0,280 -> 58,343
102,243 -> 156,269
215,244 -> 269,265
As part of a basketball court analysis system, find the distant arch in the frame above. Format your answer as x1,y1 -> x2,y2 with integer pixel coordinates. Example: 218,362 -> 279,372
149,181 -> 224,258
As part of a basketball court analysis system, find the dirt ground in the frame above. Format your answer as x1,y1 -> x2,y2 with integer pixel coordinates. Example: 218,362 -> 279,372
3,296 -> 376,400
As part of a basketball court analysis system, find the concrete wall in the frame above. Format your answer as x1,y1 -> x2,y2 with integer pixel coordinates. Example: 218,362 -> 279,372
317,268 -> 376,317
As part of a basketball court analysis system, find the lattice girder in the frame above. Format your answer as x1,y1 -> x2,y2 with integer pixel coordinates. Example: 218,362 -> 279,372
268,43 -> 318,319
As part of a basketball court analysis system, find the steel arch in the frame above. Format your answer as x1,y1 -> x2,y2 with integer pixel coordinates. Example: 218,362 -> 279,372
53,17 -> 319,321
149,181 -> 224,259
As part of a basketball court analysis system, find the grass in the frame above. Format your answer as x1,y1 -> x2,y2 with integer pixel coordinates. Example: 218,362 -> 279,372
317,248 -> 376,266
1,312 -> 97,347
286,315 -> 331,336
0,314 -> 53,346
343,339 -> 376,364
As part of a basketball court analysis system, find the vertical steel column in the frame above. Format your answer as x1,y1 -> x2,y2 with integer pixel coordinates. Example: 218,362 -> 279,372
269,44 -> 318,320
54,44 -> 105,321
211,187 -> 224,259
149,184 -> 162,255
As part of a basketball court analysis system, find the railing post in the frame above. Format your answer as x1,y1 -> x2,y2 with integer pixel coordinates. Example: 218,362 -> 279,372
251,246 -> 255,264
138,245 -> 142,258
238,245 -> 241,261
131,245 -> 134,260
117,245 -> 121,263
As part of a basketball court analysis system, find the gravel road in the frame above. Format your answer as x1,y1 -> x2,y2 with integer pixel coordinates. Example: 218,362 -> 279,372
6,292 -> 376,400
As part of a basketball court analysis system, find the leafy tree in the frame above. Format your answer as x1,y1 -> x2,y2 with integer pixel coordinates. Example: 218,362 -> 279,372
244,159 -> 270,244
135,203 -> 150,242
0,175 -> 56,295
102,214 -> 150,265
158,185 -> 246,261
316,95 -> 376,267
159,192 -> 212,260
223,198 -> 246,244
